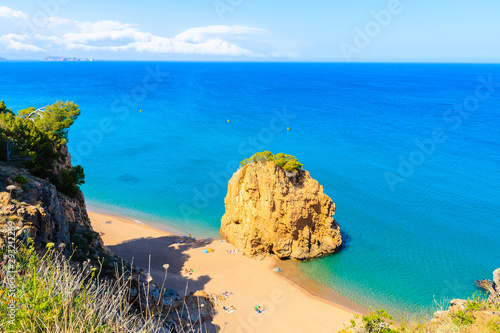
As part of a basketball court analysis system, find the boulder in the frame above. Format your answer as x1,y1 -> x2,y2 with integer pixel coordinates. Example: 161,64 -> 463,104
220,161 -> 342,260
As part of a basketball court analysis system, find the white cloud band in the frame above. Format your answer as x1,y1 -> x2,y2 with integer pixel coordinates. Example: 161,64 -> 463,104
0,5 -> 282,57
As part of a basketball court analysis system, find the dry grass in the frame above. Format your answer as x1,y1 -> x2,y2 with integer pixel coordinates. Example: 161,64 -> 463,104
0,241 -> 209,332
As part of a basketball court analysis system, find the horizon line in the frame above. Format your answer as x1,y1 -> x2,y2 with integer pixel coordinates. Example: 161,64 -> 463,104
2,59 -> 500,65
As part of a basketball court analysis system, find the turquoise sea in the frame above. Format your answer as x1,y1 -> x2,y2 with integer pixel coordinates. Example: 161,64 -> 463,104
1,61 -> 499,315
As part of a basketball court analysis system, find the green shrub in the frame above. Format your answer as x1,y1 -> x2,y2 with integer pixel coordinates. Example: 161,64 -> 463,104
12,173 -> 28,184
452,310 -> 475,326
466,292 -> 486,311
53,165 -> 85,198
240,151 -> 303,173
361,309 -> 397,333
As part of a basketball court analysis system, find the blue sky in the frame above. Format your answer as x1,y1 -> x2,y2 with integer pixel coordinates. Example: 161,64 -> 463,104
0,0 -> 499,62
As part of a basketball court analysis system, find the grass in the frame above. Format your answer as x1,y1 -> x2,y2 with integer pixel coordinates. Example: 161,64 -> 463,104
0,240 -> 210,332
340,294 -> 500,333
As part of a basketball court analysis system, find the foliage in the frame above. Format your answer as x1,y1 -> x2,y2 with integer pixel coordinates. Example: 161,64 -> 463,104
12,173 -> 28,184
17,100 -> 80,146
343,298 -> 500,333
240,151 -> 303,172
360,309 -> 396,333
274,152 -> 303,172
0,100 -> 13,115
53,165 -> 86,198
465,292 -> 485,312
0,100 -> 84,194
0,111 -> 59,177
452,310 -> 475,326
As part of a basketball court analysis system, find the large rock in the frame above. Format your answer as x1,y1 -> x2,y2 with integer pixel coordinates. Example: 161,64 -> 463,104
489,268 -> 500,303
0,145 -> 107,259
220,161 -> 342,260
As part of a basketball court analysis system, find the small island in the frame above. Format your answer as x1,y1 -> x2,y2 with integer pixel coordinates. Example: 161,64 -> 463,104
221,151 -> 342,260
0,57 -> 8,61
41,56 -> 95,62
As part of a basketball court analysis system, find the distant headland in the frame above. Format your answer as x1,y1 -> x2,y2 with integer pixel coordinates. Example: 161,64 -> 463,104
0,57 -> 7,61
41,56 -> 95,62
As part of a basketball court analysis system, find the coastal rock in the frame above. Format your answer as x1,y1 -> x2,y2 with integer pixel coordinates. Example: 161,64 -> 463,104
0,146 -> 107,258
220,161 -> 342,260
489,268 -> 500,303
475,279 -> 493,291
449,299 -> 467,313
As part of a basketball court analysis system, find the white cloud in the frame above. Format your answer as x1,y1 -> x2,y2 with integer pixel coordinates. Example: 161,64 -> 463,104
0,6 -> 286,58
0,34 -> 44,52
174,25 -> 266,43
0,6 -> 27,19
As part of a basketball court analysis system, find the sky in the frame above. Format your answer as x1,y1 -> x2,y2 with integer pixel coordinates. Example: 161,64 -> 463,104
0,0 -> 499,62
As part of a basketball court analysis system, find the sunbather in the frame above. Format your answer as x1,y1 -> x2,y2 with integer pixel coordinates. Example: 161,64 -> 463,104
255,305 -> 265,313
223,305 -> 236,313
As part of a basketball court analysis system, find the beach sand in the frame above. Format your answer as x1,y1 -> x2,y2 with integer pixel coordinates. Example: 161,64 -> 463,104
89,210 -> 363,333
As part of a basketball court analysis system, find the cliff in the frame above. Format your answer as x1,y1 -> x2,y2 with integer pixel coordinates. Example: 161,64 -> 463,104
0,162 -> 107,261
490,268 -> 500,303
220,161 -> 342,260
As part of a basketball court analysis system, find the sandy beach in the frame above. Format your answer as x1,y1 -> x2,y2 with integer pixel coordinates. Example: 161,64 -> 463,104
89,210 -> 365,333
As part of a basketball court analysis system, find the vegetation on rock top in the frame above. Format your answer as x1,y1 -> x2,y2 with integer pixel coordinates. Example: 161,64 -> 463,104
240,151 -> 303,173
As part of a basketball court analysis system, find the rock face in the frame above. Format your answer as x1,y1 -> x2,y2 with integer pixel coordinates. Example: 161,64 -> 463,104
53,144 -> 74,174
220,161 -> 342,260
0,143 -> 107,259
489,268 -> 500,303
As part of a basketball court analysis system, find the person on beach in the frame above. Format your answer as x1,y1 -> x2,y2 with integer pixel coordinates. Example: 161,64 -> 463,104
223,305 -> 236,313
255,305 -> 265,313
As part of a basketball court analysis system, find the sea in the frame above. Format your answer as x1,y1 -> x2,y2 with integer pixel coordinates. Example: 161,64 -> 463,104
1,61 -> 499,316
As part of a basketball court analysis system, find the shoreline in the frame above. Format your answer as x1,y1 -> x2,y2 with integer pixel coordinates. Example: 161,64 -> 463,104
87,207 -> 368,332
87,204 -> 190,236
87,204 -> 367,314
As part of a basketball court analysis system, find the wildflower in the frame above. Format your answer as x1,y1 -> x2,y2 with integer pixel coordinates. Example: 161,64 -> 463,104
46,242 -> 55,249
163,264 -> 169,271
91,268 -> 98,272
58,243 -> 66,249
